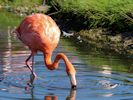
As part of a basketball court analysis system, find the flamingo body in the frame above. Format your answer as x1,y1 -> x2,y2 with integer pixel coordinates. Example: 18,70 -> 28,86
16,14 -> 60,54
15,13 -> 77,89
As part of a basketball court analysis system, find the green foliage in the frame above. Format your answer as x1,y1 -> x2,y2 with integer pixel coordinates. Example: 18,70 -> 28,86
0,0 -> 42,7
0,0 -> 50,15
0,9 -> 22,29
52,0 -> 133,31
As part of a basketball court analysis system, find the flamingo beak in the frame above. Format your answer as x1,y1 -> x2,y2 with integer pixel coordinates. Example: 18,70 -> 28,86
69,74 -> 77,89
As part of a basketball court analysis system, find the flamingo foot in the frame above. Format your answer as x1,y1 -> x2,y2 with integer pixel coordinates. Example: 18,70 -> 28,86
25,83 -> 34,91
26,73 -> 37,88
27,81 -> 34,87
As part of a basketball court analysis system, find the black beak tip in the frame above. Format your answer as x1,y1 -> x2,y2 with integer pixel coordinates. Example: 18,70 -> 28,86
71,85 -> 77,90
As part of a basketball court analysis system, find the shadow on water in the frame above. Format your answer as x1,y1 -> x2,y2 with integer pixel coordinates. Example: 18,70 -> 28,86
0,9 -> 133,100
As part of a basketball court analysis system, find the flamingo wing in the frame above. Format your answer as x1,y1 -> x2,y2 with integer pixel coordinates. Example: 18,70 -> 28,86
16,14 -> 61,53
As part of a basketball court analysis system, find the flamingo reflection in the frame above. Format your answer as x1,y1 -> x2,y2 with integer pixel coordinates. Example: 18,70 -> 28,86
44,96 -> 58,100
44,89 -> 76,100
28,87 -> 76,100
45,89 -> 76,100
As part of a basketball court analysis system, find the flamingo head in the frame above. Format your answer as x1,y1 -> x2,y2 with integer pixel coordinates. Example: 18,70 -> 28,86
68,73 -> 77,89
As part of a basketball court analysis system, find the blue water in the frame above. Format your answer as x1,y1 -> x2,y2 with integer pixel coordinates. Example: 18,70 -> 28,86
0,10 -> 133,100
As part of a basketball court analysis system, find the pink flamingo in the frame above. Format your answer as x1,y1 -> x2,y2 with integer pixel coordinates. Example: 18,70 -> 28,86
15,13 -> 77,89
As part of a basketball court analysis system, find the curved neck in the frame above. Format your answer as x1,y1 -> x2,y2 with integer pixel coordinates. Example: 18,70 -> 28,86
43,53 -> 76,74
43,52 -> 77,87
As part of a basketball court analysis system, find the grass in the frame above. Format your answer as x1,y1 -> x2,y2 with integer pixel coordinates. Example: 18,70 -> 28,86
0,0 -> 42,6
51,0 -> 133,56
0,0 -> 50,15
52,0 -> 133,32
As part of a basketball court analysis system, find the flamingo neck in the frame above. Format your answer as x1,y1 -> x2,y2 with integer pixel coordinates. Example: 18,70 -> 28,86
43,52 -> 77,87
43,53 -> 76,74
43,53 -> 58,70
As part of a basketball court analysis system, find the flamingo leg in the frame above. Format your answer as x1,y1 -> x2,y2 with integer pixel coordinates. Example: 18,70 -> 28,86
25,54 -> 32,71
25,53 -> 37,86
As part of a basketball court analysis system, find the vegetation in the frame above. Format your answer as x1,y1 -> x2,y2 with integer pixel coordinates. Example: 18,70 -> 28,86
52,0 -> 133,32
0,9 -> 22,30
0,0 -> 132,56
0,0 -> 50,15
2,0 -> 132,32
51,0 -> 133,56
0,0 -> 42,6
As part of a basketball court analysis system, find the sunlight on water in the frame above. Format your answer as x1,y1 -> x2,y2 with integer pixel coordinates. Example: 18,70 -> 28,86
0,10 -> 133,100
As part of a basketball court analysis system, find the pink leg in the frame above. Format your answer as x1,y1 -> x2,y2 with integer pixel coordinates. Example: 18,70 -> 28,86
25,53 -> 37,85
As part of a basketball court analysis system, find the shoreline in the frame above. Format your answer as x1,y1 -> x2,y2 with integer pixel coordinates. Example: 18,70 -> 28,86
52,12 -> 133,57
76,29 -> 133,57
0,4 -> 132,57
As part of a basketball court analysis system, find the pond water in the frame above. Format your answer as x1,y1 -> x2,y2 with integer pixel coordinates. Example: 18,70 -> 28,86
0,10 -> 133,100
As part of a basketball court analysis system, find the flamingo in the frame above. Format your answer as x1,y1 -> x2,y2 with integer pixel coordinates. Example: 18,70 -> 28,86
15,13 -> 77,89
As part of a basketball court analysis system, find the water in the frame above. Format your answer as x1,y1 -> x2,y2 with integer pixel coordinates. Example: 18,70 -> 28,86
0,10 -> 133,100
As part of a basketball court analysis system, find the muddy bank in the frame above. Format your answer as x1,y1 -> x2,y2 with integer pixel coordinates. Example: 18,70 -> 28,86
76,29 -> 133,56
52,13 -> 133,57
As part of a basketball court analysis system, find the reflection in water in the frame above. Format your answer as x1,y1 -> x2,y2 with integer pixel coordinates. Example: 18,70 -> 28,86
0,10 -> 133,100
44,90 -> 76,100
61,38 -> 133,72
45,96 -> 58,100
0,27 -> 12,82
4,26 -> 12,72
66,89 -> 76,100
27,87 -> 76,100
44,89 -> 76,100
99,65 -> 112,75
0,26 -> 29,82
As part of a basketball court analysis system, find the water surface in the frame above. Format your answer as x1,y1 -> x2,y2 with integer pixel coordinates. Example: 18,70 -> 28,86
0,10 -> 133,100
